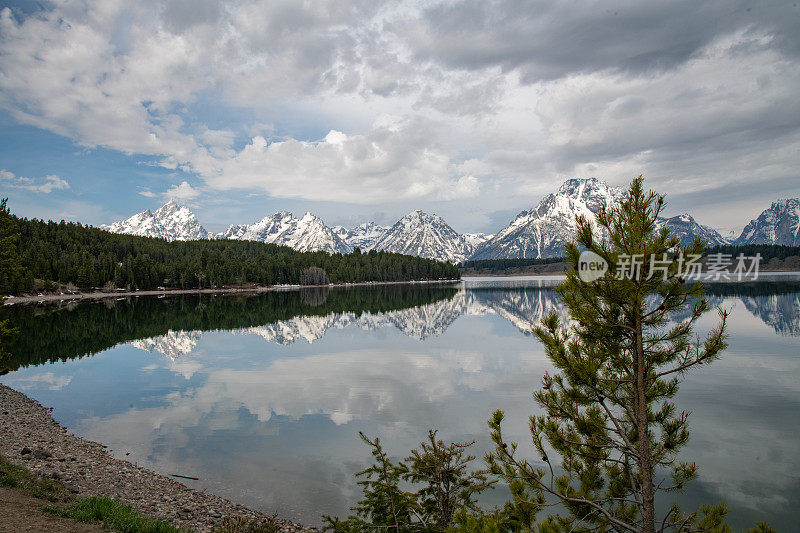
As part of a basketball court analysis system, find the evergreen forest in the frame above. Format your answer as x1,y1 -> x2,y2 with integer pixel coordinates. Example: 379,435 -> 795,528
0,203 -> 460,294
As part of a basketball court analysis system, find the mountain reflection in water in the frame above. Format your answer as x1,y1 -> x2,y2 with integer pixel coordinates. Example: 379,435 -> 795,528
1,277 -> 798,529
115,280 -> 800,357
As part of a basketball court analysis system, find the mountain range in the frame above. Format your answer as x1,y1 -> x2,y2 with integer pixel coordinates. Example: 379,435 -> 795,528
219,211 -> 351,254
101,179 -> 799,263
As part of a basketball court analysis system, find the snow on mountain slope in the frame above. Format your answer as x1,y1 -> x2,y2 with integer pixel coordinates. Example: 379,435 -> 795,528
333,222 -> 389,251
735,199 -> 800,246
655,214 -> 729,246
101,200 -> 211,241
472,178 -> 625,259
100,182 -> 744,262
373,210 -> 474,263
470,179 -> 734,260
462,232 -> 494,249
219,211 -> 351,254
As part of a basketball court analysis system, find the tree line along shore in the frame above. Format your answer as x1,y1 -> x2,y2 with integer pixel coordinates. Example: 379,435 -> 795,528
458,244 -> 800,276
0,199 -> 460,296
3,198 -> 797,293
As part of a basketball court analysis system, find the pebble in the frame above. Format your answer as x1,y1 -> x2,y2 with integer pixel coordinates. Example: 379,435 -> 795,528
0,384 -> 315,533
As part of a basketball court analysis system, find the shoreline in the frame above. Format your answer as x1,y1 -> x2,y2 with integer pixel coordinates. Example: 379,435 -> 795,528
4,278 -> 461,305
6,267 -> 799,303
461,269 -> 800,278
0,383 -> 315,532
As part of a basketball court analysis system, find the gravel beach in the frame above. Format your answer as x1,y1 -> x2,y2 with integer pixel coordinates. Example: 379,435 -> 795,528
0,383 -> 315,532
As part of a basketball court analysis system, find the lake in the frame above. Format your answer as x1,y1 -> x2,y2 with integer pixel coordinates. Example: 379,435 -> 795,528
2,277 -> 799,530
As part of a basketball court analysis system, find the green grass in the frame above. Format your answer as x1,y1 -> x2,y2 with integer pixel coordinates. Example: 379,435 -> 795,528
49,496 -> 186,533
1,451 -> 278,533
0,452 -> 72,502
1,453 -> 186,532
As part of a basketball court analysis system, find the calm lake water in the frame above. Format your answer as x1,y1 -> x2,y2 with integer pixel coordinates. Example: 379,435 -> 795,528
2,277 -> 799,530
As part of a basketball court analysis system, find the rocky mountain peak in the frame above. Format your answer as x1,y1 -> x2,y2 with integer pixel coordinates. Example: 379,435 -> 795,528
100,178 -> 774,262
736,198 -> 800,246
473,178 -> 624,260
219,211 -> 350,254
334,221 -> 390,252
101,200 -> 210,241
374,210 -> 472,263
655,213 -> 728,246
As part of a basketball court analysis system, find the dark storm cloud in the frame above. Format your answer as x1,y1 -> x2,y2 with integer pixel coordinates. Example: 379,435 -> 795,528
668,173 -> 800,209
547,105 -> 800,174
407,0 -> 800,81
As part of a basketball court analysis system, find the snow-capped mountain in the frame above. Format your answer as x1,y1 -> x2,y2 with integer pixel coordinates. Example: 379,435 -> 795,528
101,200 -> 210,241
373,210 -> 475,263
463,232 -> 494,249
219,211 -> 351,254
655,214 -> 729,246
735,199 -> 800,246
470,180 -> 735,259
472,178 -> 625,259
333,222 -> 390,251
101,184 -> 770,263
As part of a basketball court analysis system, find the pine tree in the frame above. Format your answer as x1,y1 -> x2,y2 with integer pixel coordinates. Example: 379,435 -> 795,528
324,432 -> 417,532
404,430 -> 494,529
487,177 -> 732,532
324,431 -> 493,532
0,198 -> 22,364
0,203 -> 460,293
0,198 -> 25,292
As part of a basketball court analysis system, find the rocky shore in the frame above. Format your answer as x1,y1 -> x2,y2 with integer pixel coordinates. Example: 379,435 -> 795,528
0,383 -> 315,532
4,278 -> 460,305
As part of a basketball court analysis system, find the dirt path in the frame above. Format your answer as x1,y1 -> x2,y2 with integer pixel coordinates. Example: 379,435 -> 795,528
0,486 -> 104,533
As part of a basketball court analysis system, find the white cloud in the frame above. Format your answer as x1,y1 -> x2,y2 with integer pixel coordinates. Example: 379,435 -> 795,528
435,174 -> 481,200
0,3 -> 489,205
0,1 -> 797,226
164,180 -> 200,201
6,372 -> 73,391
195,117 -> 480,203
0,169 -> 70,193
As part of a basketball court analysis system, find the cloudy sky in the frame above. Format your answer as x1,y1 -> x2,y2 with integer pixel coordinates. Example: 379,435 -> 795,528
0,0 -> 798,236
